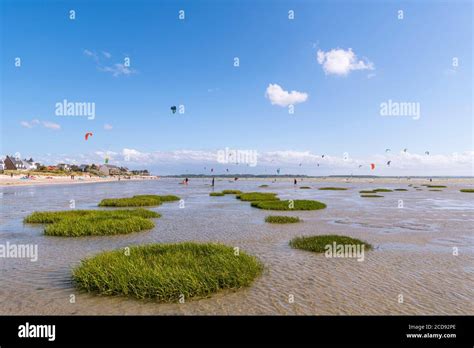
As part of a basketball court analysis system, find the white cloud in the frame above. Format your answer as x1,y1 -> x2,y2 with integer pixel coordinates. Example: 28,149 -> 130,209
20,119 -> 39,128
265,84 -> 308,107
27,149 -> 474,176
21,119 -> 59,130
83,49 -> 99,62
84,49 -> 136,77
42,121 -> 61,130
100,63 -> 137,77
317,48 -> 374,76
104,123 -> 113,130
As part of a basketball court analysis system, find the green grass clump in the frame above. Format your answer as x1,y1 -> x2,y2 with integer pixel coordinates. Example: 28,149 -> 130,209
289,235 -> 372,253
299,186 -> 311,189
429,189 -> 442,192
98,194 -> 180,207
72,242 -> 263,302
151,195 -> 180,202
45,216 -> 155,237
24,209 -> 160,237
360,194 -> 383,198
209,192 -> 225,196
237,192 -> 279,202
24,209 -> 160,223
265,216 -> 301,224
222,190 -> 242,194
318,187 -> 348,191
251,199 -> 326,211
394,189 -> 408,191
460,189 -> 474,193
423,185 -> 447,188
259,184 -> 269,188
359,190 -> 376,194
372,188 -> 393,192
99,195 -> 162,207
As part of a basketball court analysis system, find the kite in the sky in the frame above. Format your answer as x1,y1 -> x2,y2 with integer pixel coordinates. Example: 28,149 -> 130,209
321,155 -> 325,158
403,148 -> 408,152
387,160 -> 391,166
105,157 -> 109,164
85,132 -> 93,141
277,168 -> 280,174
425,151 -> 430,155
370,163 -> 375,170
385,149 -> 391,152
299,163 -> 302,167
358,165 -> 363,168
170,106 -> 177,114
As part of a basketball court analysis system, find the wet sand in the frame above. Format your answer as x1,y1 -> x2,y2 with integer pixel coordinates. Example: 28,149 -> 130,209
1,178 -> 473,315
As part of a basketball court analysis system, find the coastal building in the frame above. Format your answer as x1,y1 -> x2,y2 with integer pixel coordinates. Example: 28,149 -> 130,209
0,159 -> 5,171
4,156 -> 28,170
99,164 -> 121,176
22,158 -> 38,170
57,163 -> 71,171
78,164 -> 88,172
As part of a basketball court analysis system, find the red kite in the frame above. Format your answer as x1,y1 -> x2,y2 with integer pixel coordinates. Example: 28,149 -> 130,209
85,132 -> 93,141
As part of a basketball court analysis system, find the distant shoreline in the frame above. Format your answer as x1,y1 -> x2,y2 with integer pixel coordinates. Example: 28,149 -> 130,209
2,173 -> 473,188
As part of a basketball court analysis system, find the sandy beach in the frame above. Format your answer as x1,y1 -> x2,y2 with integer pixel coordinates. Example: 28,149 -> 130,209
0,174 -> 159,187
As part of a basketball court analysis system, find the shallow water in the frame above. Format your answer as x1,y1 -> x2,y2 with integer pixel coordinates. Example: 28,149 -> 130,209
1,178 -> 473,315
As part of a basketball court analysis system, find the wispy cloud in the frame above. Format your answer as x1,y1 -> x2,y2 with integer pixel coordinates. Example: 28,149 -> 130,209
42,121 -> 61,130
20,119 -> 60,130
84,49 -> 137,77
29,148 -> 473,176
265,83 -> 308,107
317,48 -> 374,76
99,63 -> 137,77
20,119 -> 40,128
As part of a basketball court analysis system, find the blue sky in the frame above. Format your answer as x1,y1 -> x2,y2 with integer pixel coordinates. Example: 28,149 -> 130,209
1,0 -> 472,175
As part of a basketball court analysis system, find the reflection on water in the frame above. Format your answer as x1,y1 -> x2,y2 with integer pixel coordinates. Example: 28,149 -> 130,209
1,179 -> 473,315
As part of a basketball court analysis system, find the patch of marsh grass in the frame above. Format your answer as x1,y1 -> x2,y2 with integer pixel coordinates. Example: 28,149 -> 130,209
360,194 -> 384,198
25,209 -> 160,237
394,189 -> 408,191
318,187 -> 348,191
299,186 -> 311,189
251,199 -> 326,211
72,242 -> 263,302
98,194 -> 180,207
222,190 -> 242,194
289,235 -> 372,253
236,192 -> 279,202
265,216 -> 301,224
209,192 -> 225,196
460,189 -> 474,193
